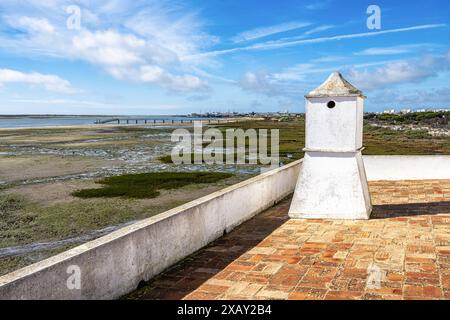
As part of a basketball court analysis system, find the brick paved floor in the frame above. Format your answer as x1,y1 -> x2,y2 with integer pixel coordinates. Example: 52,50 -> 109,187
126,180 -> 450,300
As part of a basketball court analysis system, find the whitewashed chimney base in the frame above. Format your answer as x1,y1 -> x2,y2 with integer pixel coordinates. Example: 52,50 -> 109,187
289,150 -> 372,220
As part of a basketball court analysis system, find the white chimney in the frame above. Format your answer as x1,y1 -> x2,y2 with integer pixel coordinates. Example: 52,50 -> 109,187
289,72 -> 372,219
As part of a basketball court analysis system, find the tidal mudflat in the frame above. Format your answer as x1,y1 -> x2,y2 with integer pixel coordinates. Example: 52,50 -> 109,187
0,124 -> 257,275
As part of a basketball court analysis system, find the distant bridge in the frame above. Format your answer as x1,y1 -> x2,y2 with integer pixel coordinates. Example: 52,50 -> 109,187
94,118 -> 231,125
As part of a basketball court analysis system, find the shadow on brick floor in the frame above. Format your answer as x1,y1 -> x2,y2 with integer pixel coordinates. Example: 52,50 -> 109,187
372,201 -> 450,219
124,199 -> 290,300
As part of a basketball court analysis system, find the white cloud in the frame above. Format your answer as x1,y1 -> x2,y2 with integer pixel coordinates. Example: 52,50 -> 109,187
187,94 -> 211,102
240,71 -> 279,96
305,1 -> 331,10
9,98 -> 180,110
106,64 -> 209,92
13,16 -> 55,33
138,65 -> 209,92
272,64 -> 315,81
239,67 -> 313,97
354,44 -> 436,56
0,69 -> 75,93
125,6 -> 219,56
189,24 -> 446,59
231,21 -> 311,43
348,52 -> 450,90
373,88 -> 450,106
348,61 -> 431,90
311,55 -> 343,63
304,25 -> 334,35
238,52 -> 450,99
71,30 -> 146,66
253,24 -> 334,46
0,0 -> 215,93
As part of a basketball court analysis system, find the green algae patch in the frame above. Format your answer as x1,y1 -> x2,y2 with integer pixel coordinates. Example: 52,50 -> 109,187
72,172 -> 233,199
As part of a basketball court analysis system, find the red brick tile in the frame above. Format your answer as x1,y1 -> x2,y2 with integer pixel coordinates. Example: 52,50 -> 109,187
197,284 -> 231,294
404,285 -> 442,298
226,262 -> 255,272
183,291 -> 222,300
325,291 -> 363,300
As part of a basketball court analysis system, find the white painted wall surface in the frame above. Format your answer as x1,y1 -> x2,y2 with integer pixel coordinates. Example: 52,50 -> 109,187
364,155 -> 450,181
289,151 -> 372,220
305,96 -> 363,151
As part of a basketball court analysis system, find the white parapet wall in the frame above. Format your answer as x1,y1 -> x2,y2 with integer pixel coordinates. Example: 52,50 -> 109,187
0,160 -> 302,300
363,155 -> 450,181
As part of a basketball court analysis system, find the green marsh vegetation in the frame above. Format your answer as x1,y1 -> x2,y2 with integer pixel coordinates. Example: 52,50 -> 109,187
220,117 -> 449,156
365,111 -> 449,124
158,118 -> 307,165
0,190 -> 191,250
158,116 -> 449,165
72,172 -> 233,199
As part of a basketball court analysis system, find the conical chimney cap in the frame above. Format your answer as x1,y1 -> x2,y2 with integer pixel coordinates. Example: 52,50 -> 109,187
306,72 -> 365,98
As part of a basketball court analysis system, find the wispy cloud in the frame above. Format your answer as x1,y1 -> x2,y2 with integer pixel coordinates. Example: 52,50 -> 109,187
0,0 -> 217,93
8,98 -> 180,110
236,55 -> 448,98
187,24 -> 446,59
373,87 -> 450,106
239,64 -> 325,97
305,1 -> 331,11
354,43 -> 437,56
240,71 -> 281,96
0,68 -> 76,93
231,21 -> 311,43
304,24 -> 334,35
7,16 -> 55,33
348,52 -> 450,90
260,24 -> 334,45
311,55 -> 344,63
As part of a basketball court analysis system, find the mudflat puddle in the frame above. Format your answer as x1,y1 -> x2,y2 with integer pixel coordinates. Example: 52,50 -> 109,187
0,220 -> 138,259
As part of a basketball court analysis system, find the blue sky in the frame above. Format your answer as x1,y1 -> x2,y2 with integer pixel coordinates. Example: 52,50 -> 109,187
0,0 -> 448,115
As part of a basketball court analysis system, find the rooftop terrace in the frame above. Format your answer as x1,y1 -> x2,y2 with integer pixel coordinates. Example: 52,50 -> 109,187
126,179 -> 450,300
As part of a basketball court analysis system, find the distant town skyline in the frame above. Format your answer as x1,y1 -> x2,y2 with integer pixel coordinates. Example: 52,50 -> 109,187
0,0 -> 449,115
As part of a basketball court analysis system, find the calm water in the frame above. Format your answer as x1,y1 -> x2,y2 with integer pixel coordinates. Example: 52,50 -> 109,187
0,116 -> 206,128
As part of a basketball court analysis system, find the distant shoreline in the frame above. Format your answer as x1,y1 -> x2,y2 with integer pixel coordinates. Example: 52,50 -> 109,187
0,115 -> 187,119
0,117 -> 256,131
0,114 -> 222,129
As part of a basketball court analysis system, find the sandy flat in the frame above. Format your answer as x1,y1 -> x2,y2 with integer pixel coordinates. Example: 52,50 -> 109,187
0,155 -> 121,183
